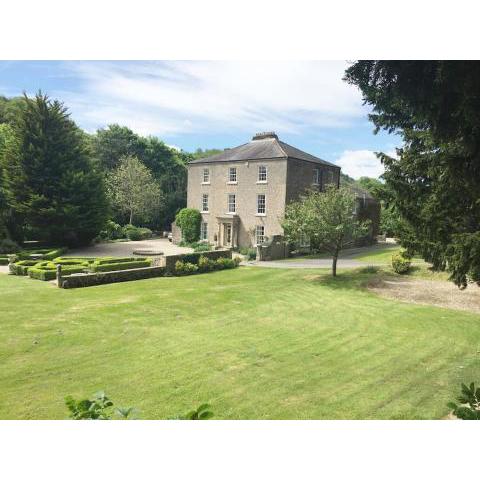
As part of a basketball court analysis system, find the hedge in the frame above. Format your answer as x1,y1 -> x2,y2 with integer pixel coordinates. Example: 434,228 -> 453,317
90,259 -> 152,272
93,257 -> 138,265
0,256 -> 8,266
163,249 -> 231,272
29,263 -> 88,281
60,266 -> 166,289
9,260 -> 39,275
175,208 -> 201,243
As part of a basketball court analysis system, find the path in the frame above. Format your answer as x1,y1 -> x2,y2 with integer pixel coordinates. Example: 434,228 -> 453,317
64,238 -> 192,258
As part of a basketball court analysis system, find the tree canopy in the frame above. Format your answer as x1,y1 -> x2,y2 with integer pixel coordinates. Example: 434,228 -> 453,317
282,185 -> 370,276
345,61 -> 480,287
1,93 -> 108,246
106,155 -> 162,225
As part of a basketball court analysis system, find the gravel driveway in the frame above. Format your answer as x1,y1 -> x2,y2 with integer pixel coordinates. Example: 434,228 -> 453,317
64,238 -> 193,258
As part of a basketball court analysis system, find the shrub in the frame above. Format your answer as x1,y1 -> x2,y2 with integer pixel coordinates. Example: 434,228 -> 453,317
175,208 -> 201,243
239,247 -> 257,261
0,238 -> 20,254
447,382 -> 480,420
0,256 -> 9,266
90,259 -> 152,272
175,260 -> 199,275
215,257 -> 236,270
123,224 -> 152,241
392,252 -> 411,274
98,220 -> 124,241
192,242 -> 212,253
198,255 -> 215,272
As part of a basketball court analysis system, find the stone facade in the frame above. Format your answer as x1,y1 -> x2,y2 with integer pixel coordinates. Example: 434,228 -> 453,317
184,132 -> 341,249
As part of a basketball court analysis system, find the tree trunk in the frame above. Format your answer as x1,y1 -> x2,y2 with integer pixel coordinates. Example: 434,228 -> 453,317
332,254 -> 338,277
129,209 -> 133,225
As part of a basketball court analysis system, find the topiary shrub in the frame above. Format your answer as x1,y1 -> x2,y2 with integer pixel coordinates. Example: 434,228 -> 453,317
175,208 -> 201,243
175,260 -> 199,275
392,252 -> 411,274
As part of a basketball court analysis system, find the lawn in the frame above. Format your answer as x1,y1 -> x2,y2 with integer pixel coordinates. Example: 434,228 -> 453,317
1,267 -> 479,419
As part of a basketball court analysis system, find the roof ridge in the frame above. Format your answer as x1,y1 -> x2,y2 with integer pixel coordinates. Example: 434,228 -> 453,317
273,138 -> 289,158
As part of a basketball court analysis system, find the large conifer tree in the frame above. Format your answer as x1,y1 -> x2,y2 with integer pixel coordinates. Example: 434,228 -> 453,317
2,93 -> 108,246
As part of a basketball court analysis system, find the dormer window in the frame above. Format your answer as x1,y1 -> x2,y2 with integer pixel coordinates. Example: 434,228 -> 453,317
228,167 -> 237,183
258,165 -> 267,183
202,168 -> 210,184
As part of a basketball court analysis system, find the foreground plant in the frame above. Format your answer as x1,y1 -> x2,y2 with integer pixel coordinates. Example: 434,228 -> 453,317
447,382 -> 480,420
169,403 -> 214,420
65,391 -> 135,420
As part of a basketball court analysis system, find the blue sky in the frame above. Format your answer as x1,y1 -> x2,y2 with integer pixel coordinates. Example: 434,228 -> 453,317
0,60 -> 400,178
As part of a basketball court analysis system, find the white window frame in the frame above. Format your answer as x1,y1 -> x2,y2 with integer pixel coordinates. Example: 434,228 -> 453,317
313,168 -> 320,185
257,165 -> 267,183
255,225 -> 265,245
256,194 -> 266,215
202,193 -> 209,213
227,194 -> 236,213
202,168 -> 210,184
200,222 -> 208,241
228,167 -> 237,183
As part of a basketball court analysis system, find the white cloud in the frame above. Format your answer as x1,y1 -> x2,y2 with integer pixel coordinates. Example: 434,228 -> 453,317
335,149 -> 389,179
56,61 -> 365,136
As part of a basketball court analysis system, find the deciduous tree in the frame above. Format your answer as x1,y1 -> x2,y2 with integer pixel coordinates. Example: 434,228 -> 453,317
106,155 -> 162,225
282,186 -> 370,276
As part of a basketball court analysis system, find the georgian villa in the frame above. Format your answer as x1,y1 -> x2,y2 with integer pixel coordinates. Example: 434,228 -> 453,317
184,132 -> 341,249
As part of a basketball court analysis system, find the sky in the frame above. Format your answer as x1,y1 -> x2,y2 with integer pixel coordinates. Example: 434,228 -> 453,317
0,61 -> 400,179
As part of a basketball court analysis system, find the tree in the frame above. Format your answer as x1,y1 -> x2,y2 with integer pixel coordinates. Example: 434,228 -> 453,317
91,125 -> 187,228
175,208 -> 201,243
106,155 -> 162,225
2,93 -> 108,246
282,185 -> 370,276
344,61 -> 480,287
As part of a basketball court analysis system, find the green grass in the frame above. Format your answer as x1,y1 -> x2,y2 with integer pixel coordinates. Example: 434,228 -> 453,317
1,267 -> 479,419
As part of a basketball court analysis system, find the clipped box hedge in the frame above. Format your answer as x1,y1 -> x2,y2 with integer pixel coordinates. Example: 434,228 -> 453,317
90,259 -> 152,272
59,266 -> 166,289
9,260 -> 39,276
0,256 -> 9,266
29,263 -> 88,281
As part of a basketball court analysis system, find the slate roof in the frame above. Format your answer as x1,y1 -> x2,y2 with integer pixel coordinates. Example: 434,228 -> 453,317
189,132 -> 339,168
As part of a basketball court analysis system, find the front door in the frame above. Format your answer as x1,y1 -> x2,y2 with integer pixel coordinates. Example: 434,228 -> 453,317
224,223 -> 232,246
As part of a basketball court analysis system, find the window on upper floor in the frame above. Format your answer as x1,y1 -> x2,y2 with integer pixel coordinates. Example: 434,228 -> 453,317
257,194 -> 266,215
228,167 -> 237,183
258,165 -> 267,182
202,168 -> 210,183
255,225 -> 265,245
202,193 -> 209,212
228,194 -> 236,213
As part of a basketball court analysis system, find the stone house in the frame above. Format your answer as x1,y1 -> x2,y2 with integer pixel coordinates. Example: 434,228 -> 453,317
182,132 -> 342,249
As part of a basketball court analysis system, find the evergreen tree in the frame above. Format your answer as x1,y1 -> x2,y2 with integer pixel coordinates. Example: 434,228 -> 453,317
2,93 -> 108,246
345,61 -> 480,287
